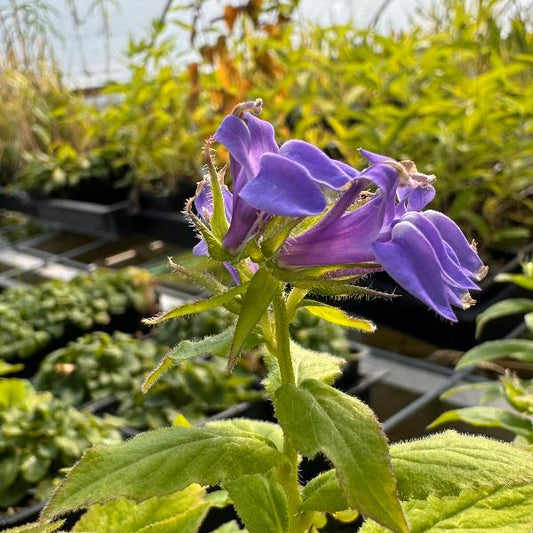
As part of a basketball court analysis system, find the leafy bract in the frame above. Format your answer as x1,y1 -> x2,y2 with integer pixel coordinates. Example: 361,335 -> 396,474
457,339 -> 533,367
224,473 -> 288,533
428,406 -> 533,437
275,379 -> 407,533
42,424 -> 285,520
476,298 -> 533,337
264,340 -> 344,396
143,283 -> 246,325
359,483 -> 533,532
229,268 -> 279,368
73,484 -> 210,532
299,303 -> 376,332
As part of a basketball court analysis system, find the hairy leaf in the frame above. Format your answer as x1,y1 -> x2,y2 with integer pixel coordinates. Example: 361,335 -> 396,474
73,484 -> 210,532
264,340 -> 343,396
224,472 -> 288,533
2,521 -> 64,533
457,339 -> 533,367
229,268 -> 279,368
42,425 -> 285,520
359,483 -> 533,532
299,303 -> 376,332
476,298 -> 533,337
275,379 -> 407,533
428,406 -> 533,437
302,431 -> 533,509
143,284 -> 247,325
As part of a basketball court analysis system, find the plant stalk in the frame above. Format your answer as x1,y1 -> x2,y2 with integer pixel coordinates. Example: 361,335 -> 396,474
273,293 -> 302,532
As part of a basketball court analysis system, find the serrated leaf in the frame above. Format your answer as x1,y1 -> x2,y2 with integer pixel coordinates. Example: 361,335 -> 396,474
73,484 -> 210,532
264,340 -> 344,396
229,268 -> 279,368
143,284 -> 247,325
224,472 -> 288,533
275,379 -> 407,533
2,521 -> 64,533
208,419 -> 284,451
457,339 -> 533,367
302,431 -> 533,510
42,425 -> 285,520
428,406 -> 533,437
299,303 -> 376,332
476,298 -> 533,337
359,483 -> 533,532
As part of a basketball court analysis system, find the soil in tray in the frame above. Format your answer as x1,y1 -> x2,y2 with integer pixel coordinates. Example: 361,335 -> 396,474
28,232 -> 95,255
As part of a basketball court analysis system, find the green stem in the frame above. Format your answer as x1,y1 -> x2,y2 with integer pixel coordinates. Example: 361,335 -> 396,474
272,294 -> 302,532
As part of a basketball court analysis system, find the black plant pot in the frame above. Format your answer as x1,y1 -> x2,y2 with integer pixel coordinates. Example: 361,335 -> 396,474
0,187 -> 38,216
35,199 -> 132,239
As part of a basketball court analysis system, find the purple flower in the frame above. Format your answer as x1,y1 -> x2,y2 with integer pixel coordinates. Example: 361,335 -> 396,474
212,99 -> 356,253
279,150 -> 487,321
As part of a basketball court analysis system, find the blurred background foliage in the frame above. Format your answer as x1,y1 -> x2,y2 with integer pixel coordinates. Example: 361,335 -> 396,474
0,0 -> 531,251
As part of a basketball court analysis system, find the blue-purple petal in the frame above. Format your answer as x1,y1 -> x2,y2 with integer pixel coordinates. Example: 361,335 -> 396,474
239,154 -> 327,217
424,210 -> 486,279
359,148 -> 394,165
372,221 -> 458,321
244,112 -> 279,163
280,140 -> 352,189
193,239 -> 209,257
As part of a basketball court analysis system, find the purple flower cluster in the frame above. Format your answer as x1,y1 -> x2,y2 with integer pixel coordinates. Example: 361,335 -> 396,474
193,99 -> 487,322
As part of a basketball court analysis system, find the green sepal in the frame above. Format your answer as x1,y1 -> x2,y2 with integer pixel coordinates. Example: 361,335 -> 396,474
42,424 -> 286,521
229,268 -> 280,370
275,379 -> 407,533
143,283 -> 247,326
298,301 -> 376,332
456,339 -> 533,367
293,281 -> 395,300
205,156 -> 230,240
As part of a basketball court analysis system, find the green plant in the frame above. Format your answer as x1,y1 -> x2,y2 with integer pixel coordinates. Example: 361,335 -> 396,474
0,378 -> 121,509
0,267 -> 154,360
37,109 -> 533,533
156,306 -> 352,359
430,261 -> 533,444
35,331 -> 263,429
0,210 -> 41,243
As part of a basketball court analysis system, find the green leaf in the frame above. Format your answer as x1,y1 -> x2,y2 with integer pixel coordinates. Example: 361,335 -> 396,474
1,522 -> 64,533
208,419 -> 284,451
73,484 -> 210,532
302,431 -> 533,509
224,472 -> 288,533
229,268 -> 279,368
440,381 -> 502,404
264,340 -> 344,396
299,303 -> 376,332
457,339 -> 533,367
428,406 -> 533,437
0,360 -> 24,376
495,272 -> 533,291
212,521 -> 246,532
525,312 -> 533,333
42,425 -> 285,520
293,281 -> 395,301
143,284 -> 247,325
359,483 -> 533,532
476,298 -> 533,337
143,327 -> 262,392
275,379 -> 407,533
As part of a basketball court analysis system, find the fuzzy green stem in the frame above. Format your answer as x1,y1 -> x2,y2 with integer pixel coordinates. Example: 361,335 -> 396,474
272,294 -> 302,532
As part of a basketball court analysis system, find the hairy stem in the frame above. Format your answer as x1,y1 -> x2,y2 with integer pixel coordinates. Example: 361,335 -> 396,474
273,293 -> 302,532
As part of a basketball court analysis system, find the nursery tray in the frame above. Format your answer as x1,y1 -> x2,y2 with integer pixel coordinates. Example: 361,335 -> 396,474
133,209 -> 196,246
36,199 -> 132,239
0,187 -> 38,216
